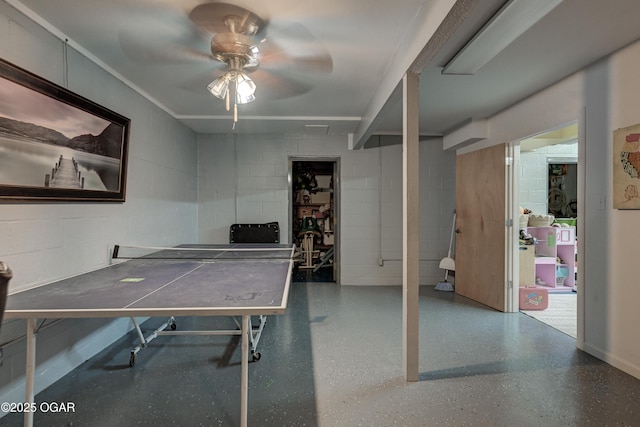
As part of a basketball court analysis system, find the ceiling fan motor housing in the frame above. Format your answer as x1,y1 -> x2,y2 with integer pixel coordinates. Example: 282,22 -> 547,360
211,32 -> 259,68
223,14 -> 260,36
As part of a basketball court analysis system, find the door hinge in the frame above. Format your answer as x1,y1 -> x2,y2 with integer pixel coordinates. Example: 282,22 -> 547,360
505,218 -> 513,228
507,280 -> 513,289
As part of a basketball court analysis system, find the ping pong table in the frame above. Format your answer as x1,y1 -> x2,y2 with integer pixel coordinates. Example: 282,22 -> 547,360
4,243 -> 295,427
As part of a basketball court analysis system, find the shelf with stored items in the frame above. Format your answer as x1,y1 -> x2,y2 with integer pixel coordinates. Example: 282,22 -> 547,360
526,226 -> 576,291
292,166 -> 334,271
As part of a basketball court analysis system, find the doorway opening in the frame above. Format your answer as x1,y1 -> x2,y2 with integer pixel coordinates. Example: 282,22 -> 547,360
517,124 -> 578,338
290,159 -> 338,283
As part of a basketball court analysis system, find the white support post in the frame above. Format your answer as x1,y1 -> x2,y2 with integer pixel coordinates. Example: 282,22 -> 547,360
402,72 -> 420,382
240,315 -> 249,427
25,318 -> 36,427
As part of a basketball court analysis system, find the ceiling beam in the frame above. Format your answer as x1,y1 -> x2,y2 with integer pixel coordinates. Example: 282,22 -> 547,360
443,118 -> 488,150
351,0 -> 479,149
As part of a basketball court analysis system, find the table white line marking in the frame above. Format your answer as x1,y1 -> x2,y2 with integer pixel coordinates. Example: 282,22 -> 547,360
122,264 -> 205,309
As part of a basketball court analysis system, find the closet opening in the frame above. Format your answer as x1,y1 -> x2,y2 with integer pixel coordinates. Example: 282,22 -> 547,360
290,159 -> 338,283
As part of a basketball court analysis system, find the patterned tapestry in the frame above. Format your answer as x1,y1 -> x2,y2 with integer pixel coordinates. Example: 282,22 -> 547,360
613,123 -> 640,209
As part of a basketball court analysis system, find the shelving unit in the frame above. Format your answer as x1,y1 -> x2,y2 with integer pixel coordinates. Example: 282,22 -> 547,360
527,226 -> 576,292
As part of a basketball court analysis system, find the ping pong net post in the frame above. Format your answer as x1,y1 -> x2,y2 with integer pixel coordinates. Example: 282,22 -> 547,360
111,244 -> 295,261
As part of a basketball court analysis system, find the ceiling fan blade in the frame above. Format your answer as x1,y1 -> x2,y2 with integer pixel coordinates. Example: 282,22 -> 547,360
189,2 -> 266,36
117,12 -> 219,65
248,69 -> 313,100
259,41 -> 333,74
258,22 -> 333,73
119,31 -> 215,64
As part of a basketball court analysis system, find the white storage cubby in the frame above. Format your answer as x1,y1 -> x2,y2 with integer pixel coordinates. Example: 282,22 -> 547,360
526,226 -> 576,290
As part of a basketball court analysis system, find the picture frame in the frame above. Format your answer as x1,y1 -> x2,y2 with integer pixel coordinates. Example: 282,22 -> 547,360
613,123 -> 640,209
0,57 -> 130,202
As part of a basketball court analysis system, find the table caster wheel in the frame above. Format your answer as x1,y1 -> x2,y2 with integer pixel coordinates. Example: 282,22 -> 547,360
129,354 -> 136,367
170,322 -> 177,330
252,352 -> 261,362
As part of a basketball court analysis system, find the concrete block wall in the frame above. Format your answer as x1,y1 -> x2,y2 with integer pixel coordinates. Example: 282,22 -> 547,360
520,142 -> 578,215
197,134 -> 456,286
0,1 -> 198,405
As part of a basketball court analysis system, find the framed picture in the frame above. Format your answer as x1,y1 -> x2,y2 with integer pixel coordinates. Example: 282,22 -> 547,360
0,57 -> 130,202
613,123 -> 640,209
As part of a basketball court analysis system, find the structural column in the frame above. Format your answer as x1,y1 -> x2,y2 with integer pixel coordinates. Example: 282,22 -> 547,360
25,318 -> 36,427
402,72 -> 420,381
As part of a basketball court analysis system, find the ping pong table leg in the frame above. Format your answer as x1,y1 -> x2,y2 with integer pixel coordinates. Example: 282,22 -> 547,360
128,316 -> 176,367
241,315 -> 249,427
24,318 -> 36,427
248,315 -> 266,362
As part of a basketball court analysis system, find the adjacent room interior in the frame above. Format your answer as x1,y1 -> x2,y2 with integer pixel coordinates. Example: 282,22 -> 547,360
518,124 -> 578,338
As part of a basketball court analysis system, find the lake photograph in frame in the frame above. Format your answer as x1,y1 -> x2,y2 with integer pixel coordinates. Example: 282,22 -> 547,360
0,58 -> 130,202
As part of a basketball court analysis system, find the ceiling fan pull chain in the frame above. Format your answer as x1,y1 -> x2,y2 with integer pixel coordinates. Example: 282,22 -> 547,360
233,77 -> 238,126
233,103 -> 238,129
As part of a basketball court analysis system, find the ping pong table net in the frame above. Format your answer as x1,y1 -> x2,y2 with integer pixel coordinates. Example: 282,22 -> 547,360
112,244 -> 294,261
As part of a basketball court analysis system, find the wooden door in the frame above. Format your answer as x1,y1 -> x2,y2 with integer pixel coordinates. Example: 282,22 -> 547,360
455,143 -> 507,311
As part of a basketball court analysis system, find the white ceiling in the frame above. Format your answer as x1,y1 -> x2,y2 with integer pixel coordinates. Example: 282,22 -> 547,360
8,0 -> 640,147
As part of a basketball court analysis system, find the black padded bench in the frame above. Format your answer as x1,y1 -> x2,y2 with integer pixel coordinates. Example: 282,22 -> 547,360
229,222 -> 280,244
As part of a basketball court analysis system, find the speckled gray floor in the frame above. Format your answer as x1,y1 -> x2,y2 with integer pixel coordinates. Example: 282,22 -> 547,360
1,284 -> 639,426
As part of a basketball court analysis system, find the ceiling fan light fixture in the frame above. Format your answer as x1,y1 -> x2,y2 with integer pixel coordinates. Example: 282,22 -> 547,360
208,70 -> 256,103
207,74 -> 231,99
207,66 -> 256,128
236,92 -> 255,105
234,72 -> 256,104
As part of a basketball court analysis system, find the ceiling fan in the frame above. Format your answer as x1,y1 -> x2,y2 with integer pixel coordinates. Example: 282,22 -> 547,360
122,2 -> 333,129
190,3 -> 264,126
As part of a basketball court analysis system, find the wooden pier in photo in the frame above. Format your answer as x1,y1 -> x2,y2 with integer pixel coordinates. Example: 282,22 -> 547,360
44,155 -> 84,189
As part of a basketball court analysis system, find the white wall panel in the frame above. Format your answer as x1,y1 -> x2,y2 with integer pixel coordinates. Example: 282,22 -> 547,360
197,133 -> 456,286
0,1 -> 198,404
